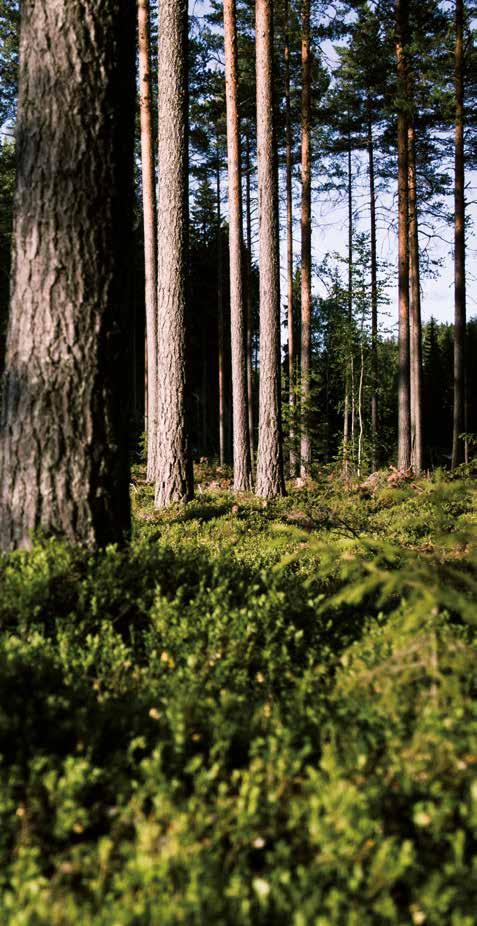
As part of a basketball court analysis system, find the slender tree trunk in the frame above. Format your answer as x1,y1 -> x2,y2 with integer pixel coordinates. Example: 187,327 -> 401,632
343,127 -> 354,474
284,0 -> 297,478
0,0 -> 135,551
408,121 -> 424,474
155,0 -> 193,508
367,105 -> 379,470
245,127 -> 255,466
217,145 -> 226,467
255,0 -> 285,498
396,0 -> 411,471
224,0 -> 252,491
300,0 -> 312,480
138,0 -> 158,483
357,342 -> 364,477
452,0 -> 466,468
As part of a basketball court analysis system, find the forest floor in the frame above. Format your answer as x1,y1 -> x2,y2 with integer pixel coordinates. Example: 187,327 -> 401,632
0,462 -> 476,924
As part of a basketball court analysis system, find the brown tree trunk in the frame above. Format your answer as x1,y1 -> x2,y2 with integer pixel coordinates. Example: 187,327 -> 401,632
255,0 -> 285,498
408,122 -> 424,474
224,0 -> 252,492
452,0 -> 466,468
0,0 -> 135,551
300,0 -> 312,480
396,0 -> 411,471
367,104 -> 379,470
343,127 -> 353,474
245,127 -> 255,467
217,144 -> 226,467
138,0 -> 158,483
155,0 -> 193,508
284,0 -> 297,478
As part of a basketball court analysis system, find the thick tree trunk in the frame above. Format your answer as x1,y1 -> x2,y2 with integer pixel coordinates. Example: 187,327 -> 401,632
255,0 -> 285,498
407,122 -> 424,474
217,149 -> 226,467
224,0 -> 252,492
300,0 -> 312,480
396,0 -> 411,471
367,105 -> 379,470
0,0 -> 135,551
284,0 -> 297,478
138,0 -> 158,483
155,0 -> 193,508
452,0 -> 466,468
245,128 -> 255,466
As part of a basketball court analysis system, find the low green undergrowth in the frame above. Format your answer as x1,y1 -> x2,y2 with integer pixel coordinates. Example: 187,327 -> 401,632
0,469 -> 476,924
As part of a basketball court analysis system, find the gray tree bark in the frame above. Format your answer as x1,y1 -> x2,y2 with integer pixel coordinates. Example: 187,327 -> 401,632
154,0 -> 193,508
138,0 -> 158,483
300,0 -> 312,480
396,0 -> 411,471
224,0 -> 252,492
255,0 -> 285,498
0,0 -> 135,551
245,126 -> 255,467
367,103 -> 379,471
452,0 -> 466,468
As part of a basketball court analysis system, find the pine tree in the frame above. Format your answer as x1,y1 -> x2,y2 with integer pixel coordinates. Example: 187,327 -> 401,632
0,0 -> 136,549
155,0 -> 193,508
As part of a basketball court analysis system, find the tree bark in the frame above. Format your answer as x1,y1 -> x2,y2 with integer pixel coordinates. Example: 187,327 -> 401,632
138,0 -> 158,483
224,0 -> 252,492
343,125 -> 353,475
408,121 -> 424,474
0,0 -> 135,551
367,104 -> 379,470
217,142 -> 226,467
284,0 -> 297,478
155,0 -> 193,508
452,0 -> 466,468
255,0 -> 285,498
300,0 -> 312,480
245,127 -> 255,467
396,0 -> 411,471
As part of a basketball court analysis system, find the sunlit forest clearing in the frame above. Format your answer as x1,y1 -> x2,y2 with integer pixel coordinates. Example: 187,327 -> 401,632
0,0 -> 476,923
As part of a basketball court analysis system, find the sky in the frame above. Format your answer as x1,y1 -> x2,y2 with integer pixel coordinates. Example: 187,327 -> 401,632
192,0 -> 476,333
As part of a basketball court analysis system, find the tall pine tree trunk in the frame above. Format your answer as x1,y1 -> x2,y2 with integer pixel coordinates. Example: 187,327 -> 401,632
255,0 -> 285,498
245,127 -> 255,466
138,0 -> 158,483
452,0 -> 466,468
408,122 -> 423,474
284,0 -> 297,477
300,0 -> 312,480
396,0 -> 411,471
367,104 -> 379,470
224,0 -> 252,491
0,0 -> 135,551
155,0 -> 193,508
217,144 -> 226,467
343,127 -> 354,475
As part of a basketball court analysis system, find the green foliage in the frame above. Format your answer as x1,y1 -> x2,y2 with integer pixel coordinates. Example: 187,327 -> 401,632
0,472 -> 476,924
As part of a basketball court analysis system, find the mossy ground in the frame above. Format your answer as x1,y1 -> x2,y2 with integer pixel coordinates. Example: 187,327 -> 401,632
0,464 -> 476,924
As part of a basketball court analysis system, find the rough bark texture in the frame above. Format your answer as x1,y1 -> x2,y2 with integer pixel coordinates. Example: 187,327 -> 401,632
284,0 -> 297,478
138,0 -> 158,483
407,122 -> 423,474
217,150 -> 226,467
0,0 -> 135,551
154,0 -> 193,508
245,128 -> 255,467
343,128 -> 353,474
452,0 -> 466,469
224,0 -> 252,492
396,0 -> 411,471
367,106 -> 379,470
255,0 -> 285,498
300,0 -> 312,480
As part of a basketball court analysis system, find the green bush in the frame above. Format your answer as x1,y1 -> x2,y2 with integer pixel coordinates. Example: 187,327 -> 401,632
0,471 -> 476,924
